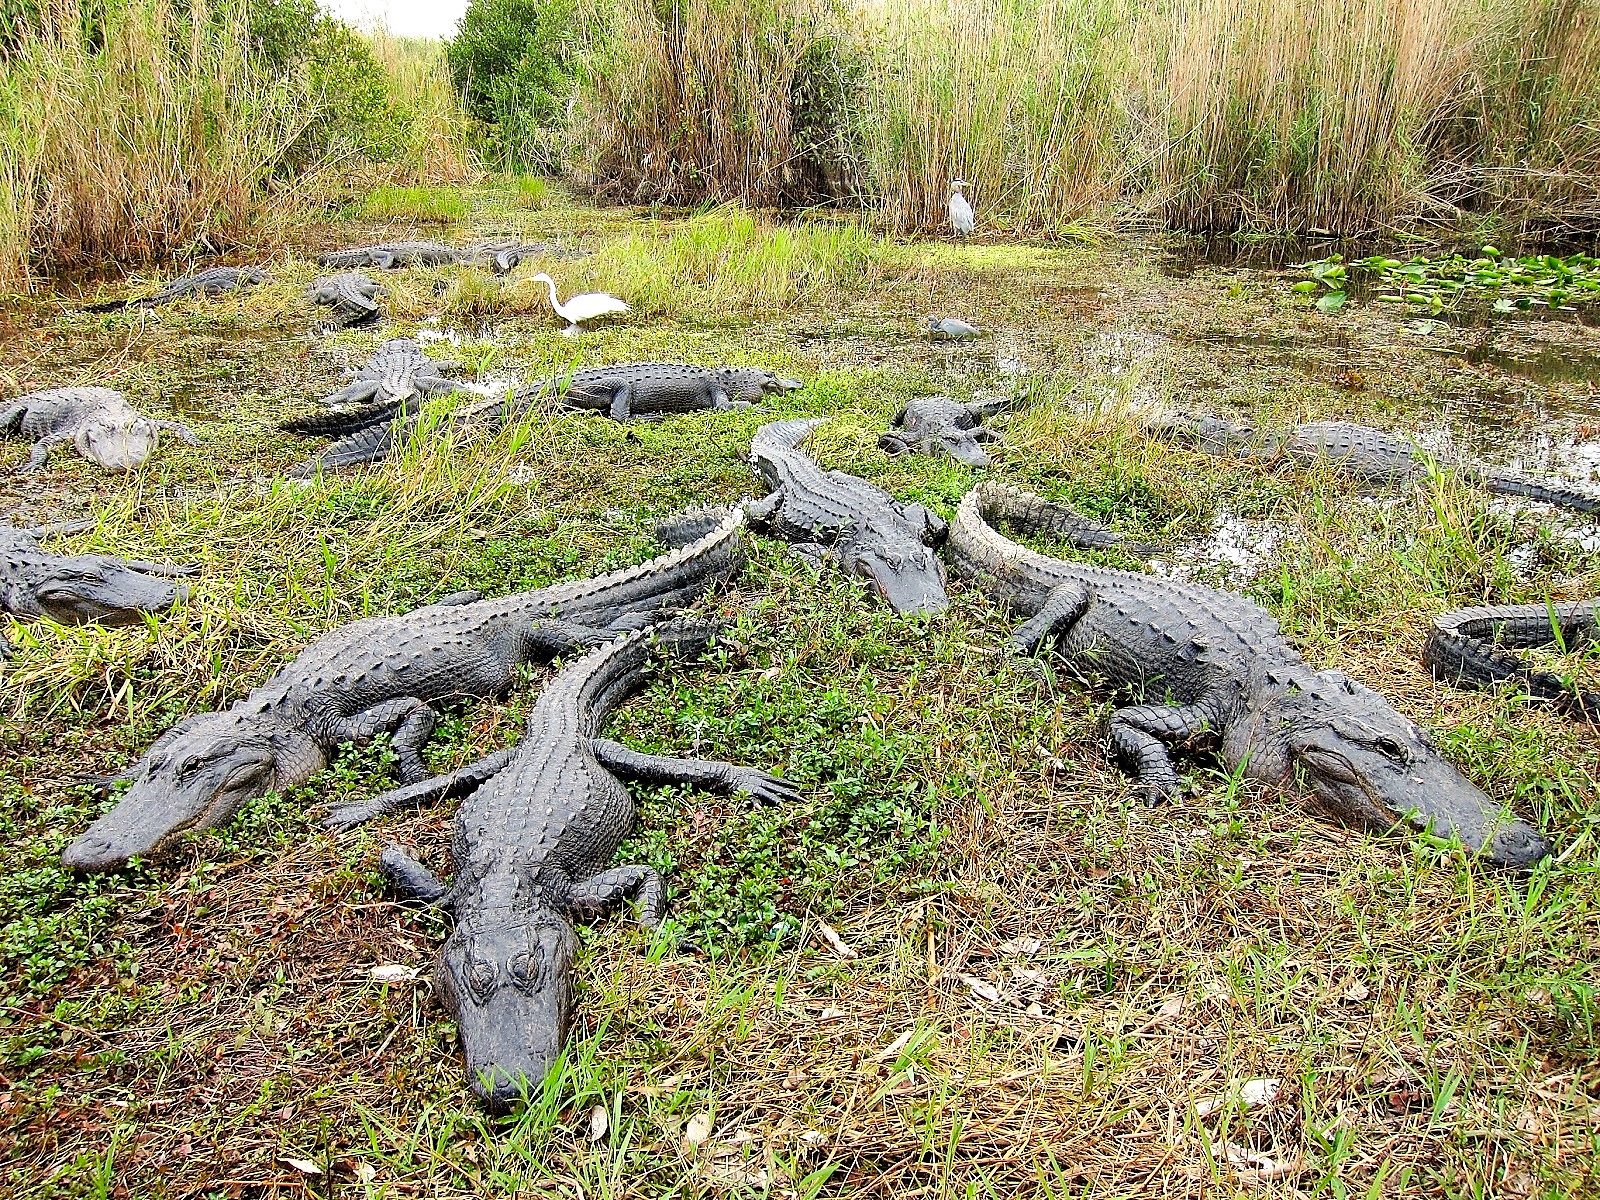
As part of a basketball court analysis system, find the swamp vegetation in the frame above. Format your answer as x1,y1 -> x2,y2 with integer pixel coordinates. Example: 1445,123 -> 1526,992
0,179 -> 1596,1197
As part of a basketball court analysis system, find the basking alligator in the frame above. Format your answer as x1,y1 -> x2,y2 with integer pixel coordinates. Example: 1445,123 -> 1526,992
948,481 -> 1550,867
61,509 -> 748,871
1425,600 -> 1599,721
1,525 -> 193,658
1153,413 -> 1600,515
315,338 -> 463,408
287,364 -> 802,472
879,395 -> 1008,467
748,418 -> 949,615
329,622 -> 798,1110
308,272 -> 382,327
319,242 -> 464,270
2,387 -> 198,473
84,266 -> 267,312
468,240 -> 584,273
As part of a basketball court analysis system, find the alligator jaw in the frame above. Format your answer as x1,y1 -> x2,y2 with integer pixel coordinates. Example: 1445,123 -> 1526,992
847,544 -> 949,616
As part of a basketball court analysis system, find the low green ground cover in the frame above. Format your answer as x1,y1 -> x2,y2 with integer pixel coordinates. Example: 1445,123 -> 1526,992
0,182 -> 1597,1197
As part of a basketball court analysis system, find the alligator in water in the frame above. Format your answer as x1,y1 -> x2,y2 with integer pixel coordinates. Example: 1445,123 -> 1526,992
2,387 -> 198,473
319,242 -> 465,270
308,272 -> 382,327
1,525 -> 193,658
287,363 -> 802,472
879,395 -> 1009,467
84,267 -> 267,312
947,481 -> 1550,867
61,509 -> 749,871
1425,600 -> 1599,721
747,418 -> 949,615
1151,412 -> 1600,515
314,338 -> 463,409
328,621 -> 798,1110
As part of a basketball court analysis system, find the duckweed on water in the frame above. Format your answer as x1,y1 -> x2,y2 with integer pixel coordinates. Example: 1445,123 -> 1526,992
1296,249 -> 1600,316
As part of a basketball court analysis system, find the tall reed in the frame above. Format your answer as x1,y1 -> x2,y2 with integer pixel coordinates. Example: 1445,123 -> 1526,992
365,30 -> 479,184
0,0 -> 311,288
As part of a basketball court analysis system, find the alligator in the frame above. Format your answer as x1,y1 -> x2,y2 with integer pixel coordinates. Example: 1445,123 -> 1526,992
747,418 -> 949,615
61,508 -> 749,871
466,240 -> 585,274
1,525 -> 193,658
879,395 -> 1009,467
327,621 -> 798,1110
1425,600 -> 1599,721
947,481 -> 1551,867
285,364 -> 803,472
1151,412 -> 1600,515
927,317 -> 980,340
308,272 -> 382,327
84,266 -> 267,312
314,338 -> 463,408
319,242 -> 465,270
1,387 -> 198,473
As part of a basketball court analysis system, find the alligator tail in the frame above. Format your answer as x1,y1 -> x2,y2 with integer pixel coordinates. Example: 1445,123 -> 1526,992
1424,602 -> 1600,721
973,482 -> 1146,554
294,421 -> 401,474
654,507 -> 733,548
280,401 -> 403,437
1483,472 -> 1600,516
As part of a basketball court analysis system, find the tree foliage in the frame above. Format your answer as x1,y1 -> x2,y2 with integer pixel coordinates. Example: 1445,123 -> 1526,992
445,0 -> 580,169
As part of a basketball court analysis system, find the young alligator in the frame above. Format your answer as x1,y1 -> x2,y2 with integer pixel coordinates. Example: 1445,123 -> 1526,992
287,364 -> 802,472
2,387 -> 198,473
948,481 -> 1551,867
319,242 -> 465,270
879,395 -> 1009,467
2,525 -> 194,658
308,272 -> 382,327
84,266 -> 267,312
329,622 -> 798,1111
748,418 -> 949,615
1153,412 -> 1600,515
61,508 -> 748,872
1425,600 -> 1599,721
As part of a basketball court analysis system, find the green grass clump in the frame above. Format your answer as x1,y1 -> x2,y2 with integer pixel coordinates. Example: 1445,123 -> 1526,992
355,184 -> 471,222
511,175 -> 550,207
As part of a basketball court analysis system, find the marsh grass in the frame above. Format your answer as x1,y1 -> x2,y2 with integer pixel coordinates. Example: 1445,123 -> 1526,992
0,182 -> 1596,1196
355,184 -> 473,223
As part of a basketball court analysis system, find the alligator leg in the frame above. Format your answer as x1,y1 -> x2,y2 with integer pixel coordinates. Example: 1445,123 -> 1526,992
903,503 -> 948,546
607,385 -> 634,421
878,432 -> 912,456
566,866 -> 667,927
1006,582 -> 1093,654
592,739 -> 802,806
744,491 -> 783,526
157,421 -> 200,445
332,697 -> 439,784
23,431 -> 72,472
1106,701 -> 1223,804
324,746 -> 519,829
0,402 -> 25,430
380,845 -> 449,904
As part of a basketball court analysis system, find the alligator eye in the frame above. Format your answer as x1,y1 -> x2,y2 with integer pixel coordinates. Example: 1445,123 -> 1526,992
464,956 -> 497,1001
1374,736 -> 1410,764
508,950 -> 545,992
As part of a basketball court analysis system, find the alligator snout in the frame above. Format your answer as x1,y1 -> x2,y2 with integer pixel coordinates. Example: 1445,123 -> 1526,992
60,833 -> 123,872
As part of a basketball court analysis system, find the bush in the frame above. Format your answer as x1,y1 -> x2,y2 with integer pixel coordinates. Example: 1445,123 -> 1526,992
445,0 -> 580,170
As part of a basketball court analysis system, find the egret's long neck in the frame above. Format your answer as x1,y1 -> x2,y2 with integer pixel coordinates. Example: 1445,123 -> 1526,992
539,275 -> 562,320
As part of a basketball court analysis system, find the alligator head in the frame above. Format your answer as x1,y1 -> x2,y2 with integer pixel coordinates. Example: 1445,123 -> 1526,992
730,368 -> 802,398
438,894 -> 580,1113
32,556 -> 188,626
75,416 -> 160,472
61,711 -> 316,871
839,532 -> 949,616
1230,670 -> 1550,868
933,429 -> 991,468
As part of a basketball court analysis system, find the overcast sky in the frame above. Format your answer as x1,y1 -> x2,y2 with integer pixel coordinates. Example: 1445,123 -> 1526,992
323,0 -> 469,39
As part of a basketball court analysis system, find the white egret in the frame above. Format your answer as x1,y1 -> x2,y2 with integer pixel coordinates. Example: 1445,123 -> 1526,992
528,272 -> 630,335
927,316 -> 981,340
948,179 -> 975,237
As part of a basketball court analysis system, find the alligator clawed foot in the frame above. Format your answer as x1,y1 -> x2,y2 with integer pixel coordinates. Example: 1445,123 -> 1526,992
322,801 -> 384,830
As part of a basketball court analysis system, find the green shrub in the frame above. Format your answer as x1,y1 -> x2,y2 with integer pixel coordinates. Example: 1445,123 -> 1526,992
445,0 -> 580,170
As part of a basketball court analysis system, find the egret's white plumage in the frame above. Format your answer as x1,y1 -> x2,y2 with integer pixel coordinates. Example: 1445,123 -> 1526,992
529,272 -> 630,335
948,179 -> 975,237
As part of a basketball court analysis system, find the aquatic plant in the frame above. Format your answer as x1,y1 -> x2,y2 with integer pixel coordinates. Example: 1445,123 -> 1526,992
1297,249 -> 1600,315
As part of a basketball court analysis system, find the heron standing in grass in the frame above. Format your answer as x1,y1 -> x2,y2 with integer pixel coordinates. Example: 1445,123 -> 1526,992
528,272 -> 630,335
948,179 -> 975,237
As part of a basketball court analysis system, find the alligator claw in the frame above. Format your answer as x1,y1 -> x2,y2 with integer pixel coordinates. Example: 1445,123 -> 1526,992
731,770 -> 801,807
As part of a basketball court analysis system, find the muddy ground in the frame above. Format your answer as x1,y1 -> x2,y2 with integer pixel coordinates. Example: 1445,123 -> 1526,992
1,184 -> 1597,1198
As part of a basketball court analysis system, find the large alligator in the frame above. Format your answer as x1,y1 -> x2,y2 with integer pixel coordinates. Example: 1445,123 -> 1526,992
467,240 -> 585,273
329,622 -> 798,1111
61,509 -> 749,871
747,418 -> 949,615
1,525 -> 193,658
313,338 -> 463,408
1425,600 -> 1599,720
1152,413 -> 1600,515
948,481 -> 1550,867
84,266 -> 267,312
879,395 -> 1009,467
319,242 -> 465,270
308,272 -> 382,327
286,364 -> 802,472
2,387 -> 198,473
